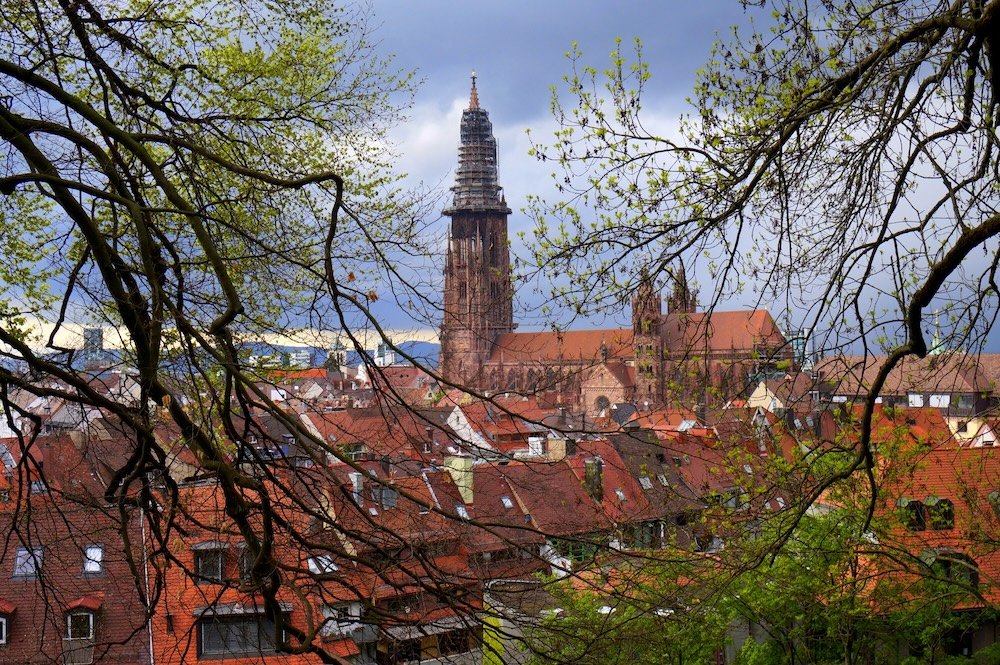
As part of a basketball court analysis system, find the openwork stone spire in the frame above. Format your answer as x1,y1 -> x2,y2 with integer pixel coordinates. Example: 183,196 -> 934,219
444,72 -> 510,215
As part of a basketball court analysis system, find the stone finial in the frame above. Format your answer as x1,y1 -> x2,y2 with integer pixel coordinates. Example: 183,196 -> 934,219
469,70 -> 479,109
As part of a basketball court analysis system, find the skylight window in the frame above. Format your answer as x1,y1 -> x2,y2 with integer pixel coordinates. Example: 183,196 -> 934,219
500,495 -> 514,509
614,488 -> 626,502
307,555 -> 339,575
657,473 -> 669,487
638,476 -> 653,490
456,505 -> 470,520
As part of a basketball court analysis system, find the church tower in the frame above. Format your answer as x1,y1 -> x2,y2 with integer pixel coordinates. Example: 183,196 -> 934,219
439,74 -> 513,387
632,271 -> 664,406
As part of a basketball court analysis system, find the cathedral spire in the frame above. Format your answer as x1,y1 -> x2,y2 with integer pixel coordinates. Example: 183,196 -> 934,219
469,70 -> 479,110
439,75 -> 514,387
443,74 -> 510,215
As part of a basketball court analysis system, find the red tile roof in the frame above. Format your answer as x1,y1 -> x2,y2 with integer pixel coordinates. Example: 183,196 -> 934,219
664,310 -> 786,354
489,329 -> 633,364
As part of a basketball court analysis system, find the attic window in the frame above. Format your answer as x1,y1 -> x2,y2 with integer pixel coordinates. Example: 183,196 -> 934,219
925,496 -> 954,530
368,507 -> 379,516
500,495 -> 514,509
638,476 -> 653,490
898,498 -> 926,531
990,491 -> 1000,521
614,488 -> 627,502
657,474 -> 669,487
307,555 -> 339,576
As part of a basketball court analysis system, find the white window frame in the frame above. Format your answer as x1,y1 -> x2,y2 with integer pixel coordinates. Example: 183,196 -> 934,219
66,610 -> 95,640
0,614 -> 7,645
908,393 -> 925,408
307,555 -> 339,575
12,546 -> 42,578
929,394 -> 951,408
83,545 -> 104,574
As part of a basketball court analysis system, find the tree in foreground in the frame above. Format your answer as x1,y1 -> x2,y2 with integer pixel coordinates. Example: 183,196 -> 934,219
529,0 -> 1000,484
0,0 -> 440,661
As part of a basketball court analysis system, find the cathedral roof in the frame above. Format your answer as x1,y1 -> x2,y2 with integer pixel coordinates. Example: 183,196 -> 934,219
662,309 -> 785,352
487,329 -> 633,364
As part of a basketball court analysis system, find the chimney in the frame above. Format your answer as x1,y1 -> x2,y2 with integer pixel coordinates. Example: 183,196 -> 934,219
348,471 -> 364,506
444,455 -> 474,504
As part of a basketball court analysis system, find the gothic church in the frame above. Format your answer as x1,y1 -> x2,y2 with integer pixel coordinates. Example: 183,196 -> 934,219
439,77 -> 791,414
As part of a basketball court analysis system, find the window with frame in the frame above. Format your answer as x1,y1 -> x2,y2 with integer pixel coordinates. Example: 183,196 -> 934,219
12,547 -> 42,578
0,614 -> 7,645
307,555 -> 338,576
198,615 -> 277,658
83,545 -> 103,575
926,497 -> 955,530
925,551 -> 980,591
194,547 -> 224,585
898,498 -> 926,531
66,611 -> 95,640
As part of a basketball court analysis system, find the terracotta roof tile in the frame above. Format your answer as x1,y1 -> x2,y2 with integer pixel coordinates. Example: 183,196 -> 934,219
489,329 -> 633,364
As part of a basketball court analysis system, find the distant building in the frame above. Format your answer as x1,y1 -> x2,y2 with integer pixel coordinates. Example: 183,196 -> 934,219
438,77 -> 793,413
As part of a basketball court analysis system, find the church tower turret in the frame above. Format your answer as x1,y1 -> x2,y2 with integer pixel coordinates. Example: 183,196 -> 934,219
632,270 -> 664,406
439,74 -> 513,387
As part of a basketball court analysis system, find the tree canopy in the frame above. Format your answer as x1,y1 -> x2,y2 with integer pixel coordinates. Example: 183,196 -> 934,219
0,1 -> 430,660
529,0 -> 1000,520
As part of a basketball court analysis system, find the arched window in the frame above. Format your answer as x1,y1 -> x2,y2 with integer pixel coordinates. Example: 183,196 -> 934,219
923,550 -> 979,591
595,396 -> 611,413
506,368 -> 517,391
925,496 -> 954,530
898,498 -> 926,531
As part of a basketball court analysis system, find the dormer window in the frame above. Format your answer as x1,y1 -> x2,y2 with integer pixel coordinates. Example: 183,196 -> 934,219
192,542 -> 226,585
898,498 -> 926,531
925,496 -> 954,530
307,555 -> 339,576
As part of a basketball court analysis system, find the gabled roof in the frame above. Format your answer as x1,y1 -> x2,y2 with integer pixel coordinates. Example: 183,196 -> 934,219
489,329 -> 633,364
815,353 -> 993,398
497,460 -> 614,537
663,309 -> 786,354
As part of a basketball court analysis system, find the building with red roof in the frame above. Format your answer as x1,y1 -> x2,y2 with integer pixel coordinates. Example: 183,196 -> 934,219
437,78 -> 793,415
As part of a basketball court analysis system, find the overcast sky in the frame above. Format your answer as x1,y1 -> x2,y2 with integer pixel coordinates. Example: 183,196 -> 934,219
379,1 -> 752,217
363,3 -> 762,333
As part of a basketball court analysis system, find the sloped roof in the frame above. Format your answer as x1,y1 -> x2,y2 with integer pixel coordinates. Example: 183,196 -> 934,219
663,310 -> 786,354
489,329 -> 633,364
497,460 -> 614,537
815,353 -> 993,397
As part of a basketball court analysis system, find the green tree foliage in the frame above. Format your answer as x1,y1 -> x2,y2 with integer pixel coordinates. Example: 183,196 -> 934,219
529,0 -> 1000,480
0,0 -> 424,660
